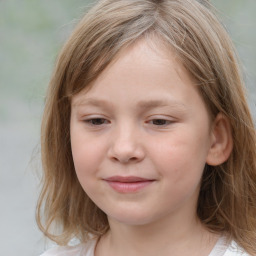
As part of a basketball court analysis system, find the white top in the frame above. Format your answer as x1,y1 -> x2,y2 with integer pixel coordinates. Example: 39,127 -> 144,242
40,236 -> 250,256
40,239 -> 97,256
209,237 -> 249,256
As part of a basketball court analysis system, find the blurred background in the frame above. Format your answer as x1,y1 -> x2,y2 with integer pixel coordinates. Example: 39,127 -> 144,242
0,0 -> 255,255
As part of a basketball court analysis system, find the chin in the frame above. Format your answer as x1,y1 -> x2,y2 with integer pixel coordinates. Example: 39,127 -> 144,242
107,211 -> 160,227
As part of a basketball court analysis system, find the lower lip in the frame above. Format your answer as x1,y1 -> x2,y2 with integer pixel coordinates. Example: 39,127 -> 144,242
106,181 -> 153,193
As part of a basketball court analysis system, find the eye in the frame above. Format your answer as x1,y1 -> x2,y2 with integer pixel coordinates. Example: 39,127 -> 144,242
84,118 -> 109,126
151,119 -> 170,126
150,119 -> 172,126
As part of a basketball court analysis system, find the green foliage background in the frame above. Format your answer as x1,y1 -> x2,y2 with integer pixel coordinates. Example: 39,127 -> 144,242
0,1 -> 255,256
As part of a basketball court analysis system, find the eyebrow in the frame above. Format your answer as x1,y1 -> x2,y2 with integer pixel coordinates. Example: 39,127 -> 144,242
72,98 -> 113,108
72,98 -> 186,110
136,99 -> 186,110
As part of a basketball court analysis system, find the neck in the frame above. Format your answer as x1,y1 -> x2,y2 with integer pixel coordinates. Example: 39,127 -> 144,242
95,212 -> 219,256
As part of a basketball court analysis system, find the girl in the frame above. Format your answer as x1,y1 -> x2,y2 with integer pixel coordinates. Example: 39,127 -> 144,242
37,0 -> 256,255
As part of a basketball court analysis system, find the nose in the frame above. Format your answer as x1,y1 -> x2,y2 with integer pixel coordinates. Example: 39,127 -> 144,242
107,123 -> 145,164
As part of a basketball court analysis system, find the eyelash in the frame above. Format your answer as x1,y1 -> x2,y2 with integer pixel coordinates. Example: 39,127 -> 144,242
148,119 -> 172,126
83,118 -> 110,126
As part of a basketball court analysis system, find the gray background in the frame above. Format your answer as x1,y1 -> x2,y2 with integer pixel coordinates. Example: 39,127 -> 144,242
0,1 -> 255,255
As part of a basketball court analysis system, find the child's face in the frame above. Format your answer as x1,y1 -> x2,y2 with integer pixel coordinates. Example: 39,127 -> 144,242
70,40 -> 215,226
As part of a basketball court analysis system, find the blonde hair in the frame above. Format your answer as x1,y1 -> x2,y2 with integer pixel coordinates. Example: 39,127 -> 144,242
36,0 -> 256,253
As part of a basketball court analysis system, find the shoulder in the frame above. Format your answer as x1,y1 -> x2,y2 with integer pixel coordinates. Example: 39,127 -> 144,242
224,240 -> 251,256
39,239 -> 97,256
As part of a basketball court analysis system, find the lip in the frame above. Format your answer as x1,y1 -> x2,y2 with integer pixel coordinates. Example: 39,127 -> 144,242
103,176 -> 155,193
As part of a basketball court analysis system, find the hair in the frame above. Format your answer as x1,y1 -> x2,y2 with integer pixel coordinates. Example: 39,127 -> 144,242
36,0 -> 256,254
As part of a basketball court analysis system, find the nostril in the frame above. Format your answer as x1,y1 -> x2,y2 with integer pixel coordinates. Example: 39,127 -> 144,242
110,155 -> 140,164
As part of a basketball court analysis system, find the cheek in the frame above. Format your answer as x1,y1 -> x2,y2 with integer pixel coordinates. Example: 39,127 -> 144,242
70,128 -> 105,180
72,145 -> 97,176
150,130 -> 209,184
71,139 -> 105,199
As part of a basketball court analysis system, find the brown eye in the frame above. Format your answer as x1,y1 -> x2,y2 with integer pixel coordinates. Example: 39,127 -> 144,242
152,119 -> 170,126
87,118 -> 108,125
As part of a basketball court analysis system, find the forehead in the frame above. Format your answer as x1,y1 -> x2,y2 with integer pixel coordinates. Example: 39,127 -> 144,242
71,39 -> 210,120
72,38 -> 196,102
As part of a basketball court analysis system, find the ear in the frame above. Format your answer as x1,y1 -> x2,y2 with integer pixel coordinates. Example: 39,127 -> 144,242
206,113 -> 233,166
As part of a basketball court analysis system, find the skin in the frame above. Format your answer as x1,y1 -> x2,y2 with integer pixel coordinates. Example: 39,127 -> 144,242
70,39 -> 230,256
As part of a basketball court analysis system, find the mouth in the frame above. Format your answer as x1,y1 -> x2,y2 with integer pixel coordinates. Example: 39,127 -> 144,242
103,176 -> 155,193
